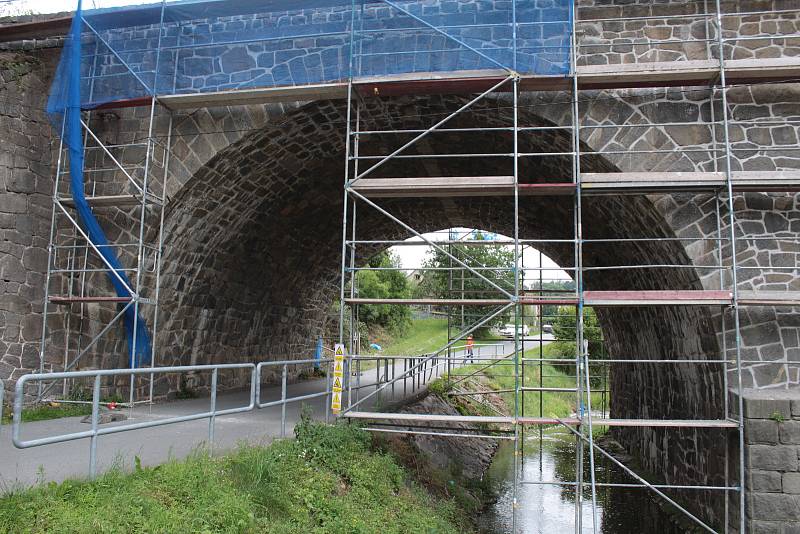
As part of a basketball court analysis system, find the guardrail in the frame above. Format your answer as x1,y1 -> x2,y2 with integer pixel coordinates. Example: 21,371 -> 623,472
256,358 -> 333,436
8,343 -> 509,480
13,364 -> 257,477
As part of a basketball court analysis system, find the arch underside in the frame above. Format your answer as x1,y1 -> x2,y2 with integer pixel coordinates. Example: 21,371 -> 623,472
157,95 -> 728,522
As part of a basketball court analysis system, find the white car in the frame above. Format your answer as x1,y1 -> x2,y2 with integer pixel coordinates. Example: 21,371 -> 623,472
500,324 -> 530,338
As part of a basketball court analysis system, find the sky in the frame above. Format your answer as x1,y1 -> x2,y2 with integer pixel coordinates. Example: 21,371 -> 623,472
1,0 -> 157,15
390,229 -> 571,283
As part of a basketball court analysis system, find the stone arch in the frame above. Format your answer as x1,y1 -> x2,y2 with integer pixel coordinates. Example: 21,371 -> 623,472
155,95 -> 732,521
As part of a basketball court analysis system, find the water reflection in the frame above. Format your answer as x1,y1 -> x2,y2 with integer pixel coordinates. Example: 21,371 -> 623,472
478,428 -> 683,533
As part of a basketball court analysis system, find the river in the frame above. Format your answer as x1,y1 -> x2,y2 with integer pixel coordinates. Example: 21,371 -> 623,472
477,426 -> 686,534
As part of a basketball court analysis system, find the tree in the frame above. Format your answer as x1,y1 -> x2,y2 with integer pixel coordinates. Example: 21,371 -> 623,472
355,251 -> 412,336
415,231 -> 517,329
550,305 -> 606,381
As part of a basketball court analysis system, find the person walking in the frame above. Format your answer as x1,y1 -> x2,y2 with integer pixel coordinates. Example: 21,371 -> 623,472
466,334 -> 475,364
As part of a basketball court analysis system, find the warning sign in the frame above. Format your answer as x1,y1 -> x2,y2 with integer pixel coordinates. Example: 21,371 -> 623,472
331,343 -> 347,414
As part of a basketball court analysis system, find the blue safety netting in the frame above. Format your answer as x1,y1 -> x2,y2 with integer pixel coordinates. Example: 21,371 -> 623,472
50,0 -> 572,109
47,0 -> 152,367
46,0 -> 572,366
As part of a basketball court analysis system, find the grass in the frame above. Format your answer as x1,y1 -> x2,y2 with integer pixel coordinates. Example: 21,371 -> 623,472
1,403 -> 93,426
377,318 -> 451,356
434,342 -> 607,421
0,417 -> 466,534
377,318 -> 505,357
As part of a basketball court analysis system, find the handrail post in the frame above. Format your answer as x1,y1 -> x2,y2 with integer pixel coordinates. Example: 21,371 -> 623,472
209,368 -> 218,453
280,364 -> 287,437
89,375 -> 101,478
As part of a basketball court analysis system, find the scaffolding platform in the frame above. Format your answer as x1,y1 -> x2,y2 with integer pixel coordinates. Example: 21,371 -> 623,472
48,296 -> 133,305
58,194 -> 163,208
156,57 -> 800,111
344,412 -> 739,429
350,171 -> 800,198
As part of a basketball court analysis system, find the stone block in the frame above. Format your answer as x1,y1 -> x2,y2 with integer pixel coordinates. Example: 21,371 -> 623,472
745,397 -> 793,420
749,520 -> 782,534
747,419 -> 780,444
780,422 -> 800,445
750,469 -> 783,492
748,445 -> 798,472
749,493 -> 800,521
784,473 -> 800,494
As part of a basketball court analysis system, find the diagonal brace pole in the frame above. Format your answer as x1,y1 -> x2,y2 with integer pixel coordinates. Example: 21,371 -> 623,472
348,188 -> 514,298
344,302 -> 512,412
557,419 -> 718,534
82,18 -> 154,95
37,301 -> 134,401
354,74 -> 513,180
81,120 -> 145,196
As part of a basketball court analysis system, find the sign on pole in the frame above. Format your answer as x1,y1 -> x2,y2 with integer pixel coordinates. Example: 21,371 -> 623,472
331,343 -> 346,413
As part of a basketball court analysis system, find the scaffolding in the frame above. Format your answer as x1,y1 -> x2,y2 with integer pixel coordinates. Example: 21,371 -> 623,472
337,3 -> 800,534
28,0 -> 800,531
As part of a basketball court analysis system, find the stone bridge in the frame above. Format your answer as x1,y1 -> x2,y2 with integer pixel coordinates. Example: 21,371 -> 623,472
2,0 -> 800,531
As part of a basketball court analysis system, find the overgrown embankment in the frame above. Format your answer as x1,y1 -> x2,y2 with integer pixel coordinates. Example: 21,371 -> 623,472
371,371 -> 512,521
0,418 -> 468,534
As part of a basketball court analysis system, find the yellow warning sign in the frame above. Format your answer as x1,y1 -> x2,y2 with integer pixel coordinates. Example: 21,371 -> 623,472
332,344 -> 347,414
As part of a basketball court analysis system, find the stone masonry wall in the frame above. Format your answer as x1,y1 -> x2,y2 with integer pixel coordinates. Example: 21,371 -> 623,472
736,388 -> 800,533
0,48 -> 58,400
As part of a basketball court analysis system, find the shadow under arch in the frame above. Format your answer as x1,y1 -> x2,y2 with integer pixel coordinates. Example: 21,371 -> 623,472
158,94 -> 727,526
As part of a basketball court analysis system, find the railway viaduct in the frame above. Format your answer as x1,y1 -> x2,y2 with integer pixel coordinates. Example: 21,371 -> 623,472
2,1 -> 800,531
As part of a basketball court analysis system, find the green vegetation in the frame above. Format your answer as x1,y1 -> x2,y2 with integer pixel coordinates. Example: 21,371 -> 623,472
0,418 -> 466,534
1,403 -> 92,426
416,232 -> 516,328
378,317 -> 451,355
430,342 -> 606,421
356,251 -> 412,337
770,410 -> 786,423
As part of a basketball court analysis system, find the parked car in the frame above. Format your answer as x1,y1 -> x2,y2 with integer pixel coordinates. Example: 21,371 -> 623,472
542,324 -> 553,334
500,324 -> 530,338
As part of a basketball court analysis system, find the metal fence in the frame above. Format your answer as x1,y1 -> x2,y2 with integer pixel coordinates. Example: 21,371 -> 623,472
8,343 -> 508,480
0,349 -> 546,488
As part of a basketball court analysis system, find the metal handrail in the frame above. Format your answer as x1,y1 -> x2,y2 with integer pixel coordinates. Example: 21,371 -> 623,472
13,362 -> 335,478
255,358 -> 334,436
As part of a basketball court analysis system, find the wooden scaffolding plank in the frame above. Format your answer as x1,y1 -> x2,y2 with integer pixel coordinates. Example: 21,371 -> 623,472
49,296 -> 132,304
349,171 -> 800,198
159,82 -> 349,110
349,176 -> 515,198
157,58 -> 800,109
575,57 -> 800,89
58,194 -> 161,208
584,290 -> 732,306
582,171 -> 800,193
344,298 -> 511,306
737,291 -> 800,307
346,292 -> 800,307
345,412 -> 738,429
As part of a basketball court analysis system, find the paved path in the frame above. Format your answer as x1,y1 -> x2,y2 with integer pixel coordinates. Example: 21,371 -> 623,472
0,337 -> 552,487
